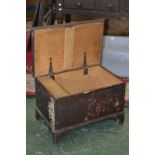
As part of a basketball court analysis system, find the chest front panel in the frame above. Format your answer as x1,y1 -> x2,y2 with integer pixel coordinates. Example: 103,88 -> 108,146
54,84 -> 125,130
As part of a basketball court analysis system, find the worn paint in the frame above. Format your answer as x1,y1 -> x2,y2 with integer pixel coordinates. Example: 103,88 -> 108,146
48,97 -> 55,132
36,79 -> 125,142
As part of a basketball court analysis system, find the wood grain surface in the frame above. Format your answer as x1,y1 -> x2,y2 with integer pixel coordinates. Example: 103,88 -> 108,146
33,20 -> 104,77
37,76 -> 69,98
55,66 -> 122,95
37,66 -> 122,98
34,27 -> 65,77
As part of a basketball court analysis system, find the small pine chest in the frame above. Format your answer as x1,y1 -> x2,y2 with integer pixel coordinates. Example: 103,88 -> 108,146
32,19 -> 126,143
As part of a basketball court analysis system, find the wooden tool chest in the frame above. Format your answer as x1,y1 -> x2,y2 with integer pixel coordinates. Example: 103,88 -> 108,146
32,19 -> 126,143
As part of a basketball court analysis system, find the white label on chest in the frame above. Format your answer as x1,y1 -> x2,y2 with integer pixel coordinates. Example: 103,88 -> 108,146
48,97 -> 55,131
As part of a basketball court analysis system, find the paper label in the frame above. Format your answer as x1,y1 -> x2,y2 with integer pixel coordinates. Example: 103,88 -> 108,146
48,97 -> 55,131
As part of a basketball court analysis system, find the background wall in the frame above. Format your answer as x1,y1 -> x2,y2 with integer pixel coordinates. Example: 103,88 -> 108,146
26,1 -> 129,36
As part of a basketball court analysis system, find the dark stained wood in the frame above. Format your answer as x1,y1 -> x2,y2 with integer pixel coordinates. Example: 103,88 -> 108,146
96,0 -> 120,12
63,0 -> 96,10
54,83 -> 125,130
35,80 -> 125,142
56,0 -> 129,18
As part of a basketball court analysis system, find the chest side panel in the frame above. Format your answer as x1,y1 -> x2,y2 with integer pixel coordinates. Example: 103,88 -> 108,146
35,80 -> 56,131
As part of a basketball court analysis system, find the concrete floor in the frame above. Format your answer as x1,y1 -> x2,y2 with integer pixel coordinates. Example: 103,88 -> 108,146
26,98 -> 129,155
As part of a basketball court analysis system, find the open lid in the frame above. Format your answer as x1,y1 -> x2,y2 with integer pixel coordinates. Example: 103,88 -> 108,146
32,19 -> 104,77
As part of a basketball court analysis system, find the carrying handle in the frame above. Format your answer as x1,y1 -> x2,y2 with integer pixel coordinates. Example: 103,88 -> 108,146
49,57 -> 55,80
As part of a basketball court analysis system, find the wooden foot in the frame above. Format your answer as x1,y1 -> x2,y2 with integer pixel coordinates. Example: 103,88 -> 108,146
53,133 -> 62,143
110,114 -> 125,124
35,109 -> 41,120
117,114 -> 125,125
112,116 -> 117,122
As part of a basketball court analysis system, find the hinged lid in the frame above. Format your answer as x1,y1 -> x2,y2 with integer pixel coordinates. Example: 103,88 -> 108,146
32,19 -> 104,77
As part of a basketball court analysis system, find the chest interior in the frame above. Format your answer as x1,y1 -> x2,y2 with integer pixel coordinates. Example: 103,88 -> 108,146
33,20 -> 123,99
